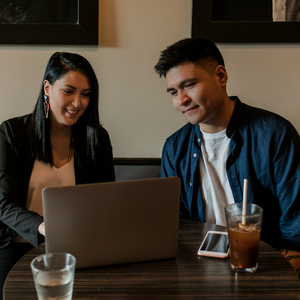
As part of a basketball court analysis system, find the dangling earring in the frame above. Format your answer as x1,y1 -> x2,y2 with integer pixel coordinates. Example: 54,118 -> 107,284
43,95 -> 49,119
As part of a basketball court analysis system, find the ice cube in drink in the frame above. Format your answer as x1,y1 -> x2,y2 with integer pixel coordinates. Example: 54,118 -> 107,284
228,222 -> 261,271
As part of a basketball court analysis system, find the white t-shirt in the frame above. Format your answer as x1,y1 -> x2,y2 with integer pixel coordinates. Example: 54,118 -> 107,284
199,128 -> 234,226
13,158 -> 75,243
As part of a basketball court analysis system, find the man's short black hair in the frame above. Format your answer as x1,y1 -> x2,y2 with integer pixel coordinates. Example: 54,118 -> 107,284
154,38 -> 225,77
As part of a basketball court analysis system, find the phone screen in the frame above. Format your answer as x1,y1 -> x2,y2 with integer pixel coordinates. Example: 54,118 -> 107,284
199,232 -> 229,253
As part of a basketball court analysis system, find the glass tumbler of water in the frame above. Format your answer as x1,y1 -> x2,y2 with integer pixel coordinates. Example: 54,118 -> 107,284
31,252 -> 76,300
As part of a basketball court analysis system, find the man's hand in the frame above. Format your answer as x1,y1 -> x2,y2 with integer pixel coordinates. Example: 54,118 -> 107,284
38,222 -> 45,236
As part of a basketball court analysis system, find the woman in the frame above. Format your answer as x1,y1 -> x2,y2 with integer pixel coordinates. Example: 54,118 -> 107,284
0,52 -> 115,297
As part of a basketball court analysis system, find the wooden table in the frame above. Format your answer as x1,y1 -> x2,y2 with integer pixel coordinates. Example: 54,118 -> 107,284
4,220 -> 300,299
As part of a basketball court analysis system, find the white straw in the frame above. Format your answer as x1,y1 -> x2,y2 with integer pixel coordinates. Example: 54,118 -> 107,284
242,179 -> 248,225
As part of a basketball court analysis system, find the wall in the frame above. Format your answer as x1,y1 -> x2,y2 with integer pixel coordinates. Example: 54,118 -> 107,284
0,0 -> 299,158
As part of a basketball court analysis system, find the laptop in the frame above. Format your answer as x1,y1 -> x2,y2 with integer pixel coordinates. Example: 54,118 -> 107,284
42,177 -> 180,269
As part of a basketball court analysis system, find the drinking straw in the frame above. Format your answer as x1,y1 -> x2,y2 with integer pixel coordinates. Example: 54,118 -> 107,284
242,179 -> 248,225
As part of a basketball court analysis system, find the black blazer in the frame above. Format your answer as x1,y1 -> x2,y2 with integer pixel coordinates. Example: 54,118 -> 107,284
0,114 -> 115,248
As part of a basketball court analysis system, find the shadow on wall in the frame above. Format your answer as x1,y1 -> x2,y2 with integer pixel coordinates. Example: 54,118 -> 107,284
99,0 -> 117,47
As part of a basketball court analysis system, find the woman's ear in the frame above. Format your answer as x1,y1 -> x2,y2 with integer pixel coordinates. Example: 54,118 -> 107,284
43,79 -> 50,96
215,65 -> 228,86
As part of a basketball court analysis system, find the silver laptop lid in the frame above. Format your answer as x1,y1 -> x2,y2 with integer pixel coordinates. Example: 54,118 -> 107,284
42,177 -> 180,269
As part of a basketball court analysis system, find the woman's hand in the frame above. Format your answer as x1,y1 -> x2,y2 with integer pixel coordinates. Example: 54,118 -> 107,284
38,222 -> 45,236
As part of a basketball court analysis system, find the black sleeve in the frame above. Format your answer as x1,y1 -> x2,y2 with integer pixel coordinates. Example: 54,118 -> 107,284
0,118 -> 44,247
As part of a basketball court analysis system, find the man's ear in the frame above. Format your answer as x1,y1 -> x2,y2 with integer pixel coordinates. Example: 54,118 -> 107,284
215,65 -> 228,86
43,79 -> 50,95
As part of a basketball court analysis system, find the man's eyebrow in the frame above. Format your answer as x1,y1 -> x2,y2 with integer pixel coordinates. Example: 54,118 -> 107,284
166,87 -> 175,93
166,78 -> 198,93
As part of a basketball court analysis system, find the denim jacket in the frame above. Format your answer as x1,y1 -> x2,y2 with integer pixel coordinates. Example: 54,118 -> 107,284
161,97 -> 300,251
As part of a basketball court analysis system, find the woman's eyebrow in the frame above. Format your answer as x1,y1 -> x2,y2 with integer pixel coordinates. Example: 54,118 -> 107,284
63,84 -> 91,91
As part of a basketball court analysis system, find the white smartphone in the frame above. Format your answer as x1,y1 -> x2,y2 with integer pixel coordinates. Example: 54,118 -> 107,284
197,230 -> 229,258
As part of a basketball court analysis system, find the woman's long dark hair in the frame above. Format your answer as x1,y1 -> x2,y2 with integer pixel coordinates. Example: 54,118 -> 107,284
28,52 -> 102,170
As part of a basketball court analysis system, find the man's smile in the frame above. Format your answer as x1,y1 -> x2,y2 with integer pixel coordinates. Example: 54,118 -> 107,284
183,105 -> 199,115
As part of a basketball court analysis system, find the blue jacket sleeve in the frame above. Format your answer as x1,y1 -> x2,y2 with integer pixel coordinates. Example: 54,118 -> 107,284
161,140 -> 177,178
274,121 -> 300,250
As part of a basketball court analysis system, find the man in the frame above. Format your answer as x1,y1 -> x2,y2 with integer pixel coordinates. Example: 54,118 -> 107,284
154,38 -> 300,274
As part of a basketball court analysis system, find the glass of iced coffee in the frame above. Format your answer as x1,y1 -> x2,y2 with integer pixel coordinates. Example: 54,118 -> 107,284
225,203 -> 263,273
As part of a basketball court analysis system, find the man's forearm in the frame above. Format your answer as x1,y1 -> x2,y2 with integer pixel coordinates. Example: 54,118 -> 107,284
280,249 -> 300,278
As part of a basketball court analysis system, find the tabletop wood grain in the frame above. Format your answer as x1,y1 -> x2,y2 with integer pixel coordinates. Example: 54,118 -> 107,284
4,220 -> 300,299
